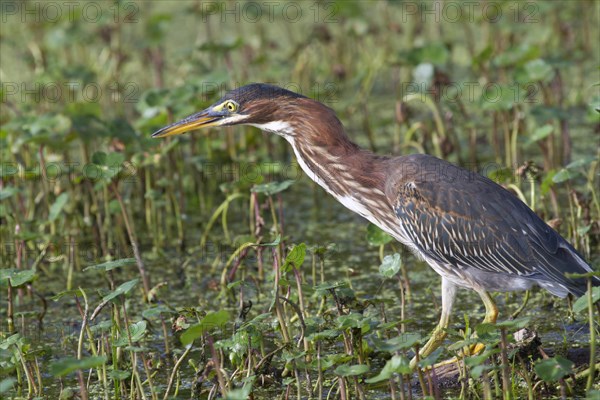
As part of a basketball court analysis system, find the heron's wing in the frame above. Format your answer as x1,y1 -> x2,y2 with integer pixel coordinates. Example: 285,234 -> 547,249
384,154 -> 593,295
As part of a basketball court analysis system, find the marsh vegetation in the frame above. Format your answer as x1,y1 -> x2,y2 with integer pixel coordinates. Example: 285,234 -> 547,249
1,1 -> 599,399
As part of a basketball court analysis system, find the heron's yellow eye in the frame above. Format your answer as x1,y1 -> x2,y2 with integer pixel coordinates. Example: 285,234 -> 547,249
224,101 -> 238,112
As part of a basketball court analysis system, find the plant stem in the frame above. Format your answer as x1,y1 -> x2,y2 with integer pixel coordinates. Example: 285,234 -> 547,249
111,182 -> 151,300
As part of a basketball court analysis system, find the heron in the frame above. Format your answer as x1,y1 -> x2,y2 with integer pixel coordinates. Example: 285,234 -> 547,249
152,83 -> 599,366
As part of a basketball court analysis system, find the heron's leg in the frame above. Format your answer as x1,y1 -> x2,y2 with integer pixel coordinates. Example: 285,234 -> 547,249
410,278 -> 458,369
468,290 -> 498,355
511,290 -> 530,319
480,290 -> 498,323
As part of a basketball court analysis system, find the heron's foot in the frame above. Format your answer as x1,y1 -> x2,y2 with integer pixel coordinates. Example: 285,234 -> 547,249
409,327 -> 448,370
415,342 -> 487,371
466,341 -> 486,356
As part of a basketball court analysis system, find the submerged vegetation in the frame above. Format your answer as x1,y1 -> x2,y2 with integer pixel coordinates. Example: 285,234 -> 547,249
1,1 -> 599,399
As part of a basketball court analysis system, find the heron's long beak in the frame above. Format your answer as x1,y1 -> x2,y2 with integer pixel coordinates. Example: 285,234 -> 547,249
152,108 -> 223,138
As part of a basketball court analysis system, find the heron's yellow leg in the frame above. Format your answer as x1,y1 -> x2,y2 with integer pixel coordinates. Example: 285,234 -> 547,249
410,278 -> 457,369
468,290 -> 498,355
511,290 -> 530,319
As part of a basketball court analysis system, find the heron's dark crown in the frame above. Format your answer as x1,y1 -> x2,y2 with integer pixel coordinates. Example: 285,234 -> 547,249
220,83 -> 306,105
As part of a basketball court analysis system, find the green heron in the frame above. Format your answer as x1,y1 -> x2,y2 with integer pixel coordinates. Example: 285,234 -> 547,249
153,83 -> 599,365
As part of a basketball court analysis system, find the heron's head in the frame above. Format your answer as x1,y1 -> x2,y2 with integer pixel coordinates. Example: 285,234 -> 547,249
151,83 -> 312,139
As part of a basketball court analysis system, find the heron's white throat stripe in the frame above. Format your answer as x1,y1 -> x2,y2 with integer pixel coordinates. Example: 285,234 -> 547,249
249,121 -> 295,136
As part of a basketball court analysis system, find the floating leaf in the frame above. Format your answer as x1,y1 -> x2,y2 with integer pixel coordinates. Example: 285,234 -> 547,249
49,356 -> 107,377
379,253 -> 402,279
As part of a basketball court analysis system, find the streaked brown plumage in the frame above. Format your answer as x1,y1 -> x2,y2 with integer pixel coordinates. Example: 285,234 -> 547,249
153,83 -> 599,366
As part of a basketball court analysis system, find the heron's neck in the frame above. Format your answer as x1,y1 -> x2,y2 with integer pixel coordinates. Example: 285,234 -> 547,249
253,119 -> 390,223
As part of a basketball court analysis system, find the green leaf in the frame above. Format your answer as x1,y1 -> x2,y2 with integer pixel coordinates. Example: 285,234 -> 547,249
371,333 -> 421,352
365,355 -> 411,383
473,45 -> 493,67
534,356 -> 573,382
366,224 -> 393,246
552,169 -> 579,183
226,382 -> 253,400
84,258 -> 136,272
0,333 -> 23,350
540,171 -> 557,195
572,287 -> 600,313
142,304 -> 173,319
102,279 -> 139,302
259,235 -> 281,247
48,193 -> 69,222
524,59 -> 555,82
470,364 -> 495,379
0,187 -> 18,201
51,289 -> 84,301
114,321 -> 147,347
314,281 -> 348,292
282,243 -> 306,272
8,269 -> 37,287
480,84 -> 522,111
565,156 -> 597,170
379,253 -> 402,279
474,323 -> 500,343
180,310 -> 230,345
496,317 -> 531,329
493,44 -> 539,67
0,378 -> 17,394
251,180 -> 295,196
334,364 -> 369,377
91,151 -> 126,181
49,356 -> 107,377
109,369 -> 130,380
525,125 -> 553,146
305,329 -> 341,341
